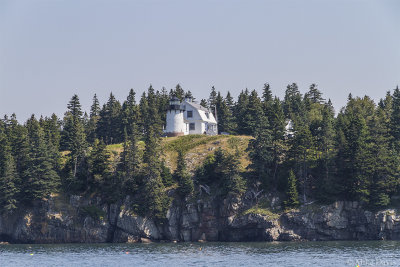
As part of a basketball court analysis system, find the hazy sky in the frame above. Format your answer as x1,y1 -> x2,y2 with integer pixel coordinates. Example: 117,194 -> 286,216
1,0 -> 399,121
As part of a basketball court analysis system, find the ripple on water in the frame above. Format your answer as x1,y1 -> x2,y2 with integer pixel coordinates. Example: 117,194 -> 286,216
1,241 -> 400,267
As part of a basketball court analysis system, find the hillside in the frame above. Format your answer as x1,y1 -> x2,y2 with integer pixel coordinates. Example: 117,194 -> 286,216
105,134 -> 253,172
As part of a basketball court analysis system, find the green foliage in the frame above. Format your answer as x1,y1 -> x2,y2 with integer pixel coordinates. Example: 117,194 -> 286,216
175,151 -> 194,197
243,199 -> 280,219
81,205 -> 106,221
2,84 -> 400,215
284,170 -> 300,208
163,134 -> 224,153
196,148 -> 246,196
0,152 -> 20,213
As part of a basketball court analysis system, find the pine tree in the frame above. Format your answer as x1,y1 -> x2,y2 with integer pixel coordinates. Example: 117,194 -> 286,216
24,116 -> 60,201
288,115 -> 314,203
244,90 -> 263,135
88,138 -> 110,190
209,86 -> 218,116
87,94 -> 101,144
120,124 -> 141,194
235,89 -> 250,135
174,84 -> 185,101
336,100 -> 372,203
140,86 -> 170,219
200,99 -> 208,109
175,151 -> 194,197
248,113 -> 274,189
269,97 -> 286,186
97,93 -> 122,144
61,95 -> 87,192
0,152 -> 20,213
284,170 -> 300,208
121,89 -> 139,137
390,86 -> 400,152
283,83 -> 303,119
304,84 -> 325,104
262,83 -> 274,119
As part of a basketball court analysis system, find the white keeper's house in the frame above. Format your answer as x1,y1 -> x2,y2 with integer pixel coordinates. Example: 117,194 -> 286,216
164,96 -> 218,137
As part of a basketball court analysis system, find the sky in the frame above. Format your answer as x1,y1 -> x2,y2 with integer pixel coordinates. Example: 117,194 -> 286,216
1,0 -> 399,121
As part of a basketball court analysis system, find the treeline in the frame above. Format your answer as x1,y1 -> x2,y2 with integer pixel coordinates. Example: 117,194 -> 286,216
1,83 -> 400,218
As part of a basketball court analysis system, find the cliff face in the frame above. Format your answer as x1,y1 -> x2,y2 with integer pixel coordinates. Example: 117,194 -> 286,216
1,194 -> 400,243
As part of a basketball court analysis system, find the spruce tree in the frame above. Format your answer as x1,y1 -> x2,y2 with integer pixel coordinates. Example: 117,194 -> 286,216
200,99 -> 208,109
175,151 -> 194,197
88,138 -> 110,190
283,83 -> 303,119
269,97 -> 286,186
121,89 -> 139,137
234,89 -> 251,135
120,124 -> 141,194
284,170 -> 300,208
174,84 -> 185,101
87,94 -> 101,144
390,86 -> 400,151
209,86 -> 218,116
24,116 -> 60,201
97,93 -> 122,144
248,113 -> 274,189
0,152 -> 20,213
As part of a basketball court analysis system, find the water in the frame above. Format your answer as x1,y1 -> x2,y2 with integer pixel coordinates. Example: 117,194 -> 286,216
0,241 -> 399,267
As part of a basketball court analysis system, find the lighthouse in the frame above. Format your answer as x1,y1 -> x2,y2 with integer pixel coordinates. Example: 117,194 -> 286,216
165,96 -> 187,137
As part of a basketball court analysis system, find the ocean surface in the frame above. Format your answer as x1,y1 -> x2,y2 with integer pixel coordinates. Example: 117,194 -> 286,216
0,241 -> 399,266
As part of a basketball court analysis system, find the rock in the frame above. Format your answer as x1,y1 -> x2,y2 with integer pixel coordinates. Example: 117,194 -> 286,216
140,237 -> 152,243
4,192 -> 400,243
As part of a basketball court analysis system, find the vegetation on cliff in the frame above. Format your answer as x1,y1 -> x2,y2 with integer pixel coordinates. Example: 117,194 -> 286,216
1,84 -> 400,218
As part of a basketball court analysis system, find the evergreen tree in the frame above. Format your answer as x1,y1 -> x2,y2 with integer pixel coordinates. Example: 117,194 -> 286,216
304,84 -> 325,104
120,124 -> 141,194
336,100 -> 372,203
140,86 -> 170,219
390,86 -> 400,151
0,152 -> 19,213
61,95 -> 87,191
269,97 -> 286,186
284,170 -> 300,208
262,83 -> 274,119
248,113 -> 274,189
24,116 -> 60,201
88,138 -> 110,190
175,151 -> 194,197
174,84 -> 185,101
97,93 -> 122,144
121,89 -> 139,137
288,116 -> 315,203
283,83 -> 303,119
209,86 -> 218,116
243,90 -> 263,135
87,94 -> 101,144
200,99 -> 208,109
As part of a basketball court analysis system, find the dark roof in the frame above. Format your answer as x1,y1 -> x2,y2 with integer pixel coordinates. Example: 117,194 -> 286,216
170,96 -> 180,101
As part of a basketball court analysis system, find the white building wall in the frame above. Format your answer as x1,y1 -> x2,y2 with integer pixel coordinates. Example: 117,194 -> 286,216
165,110 -> 185,134
165,100 -> 218,136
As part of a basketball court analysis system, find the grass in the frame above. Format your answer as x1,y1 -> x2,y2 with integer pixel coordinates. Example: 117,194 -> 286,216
61,134 -> 253,173
242,198 -> 280,219
243,207 -> 280,219
162,134 -> 225,153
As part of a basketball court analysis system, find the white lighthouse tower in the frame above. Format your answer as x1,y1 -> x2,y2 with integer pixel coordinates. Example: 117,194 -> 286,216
165,96 -> 187,137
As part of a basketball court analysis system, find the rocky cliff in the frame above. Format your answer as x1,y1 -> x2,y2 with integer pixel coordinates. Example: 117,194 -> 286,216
1,193 -> 400,243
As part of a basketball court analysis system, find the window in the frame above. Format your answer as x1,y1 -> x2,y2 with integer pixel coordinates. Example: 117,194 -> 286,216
205,112 -> 209,119
187,110 -> 193,118
189,123 -> 195,131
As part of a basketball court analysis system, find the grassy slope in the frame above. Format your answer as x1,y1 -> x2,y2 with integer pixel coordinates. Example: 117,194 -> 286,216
104,135 -> 253,172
